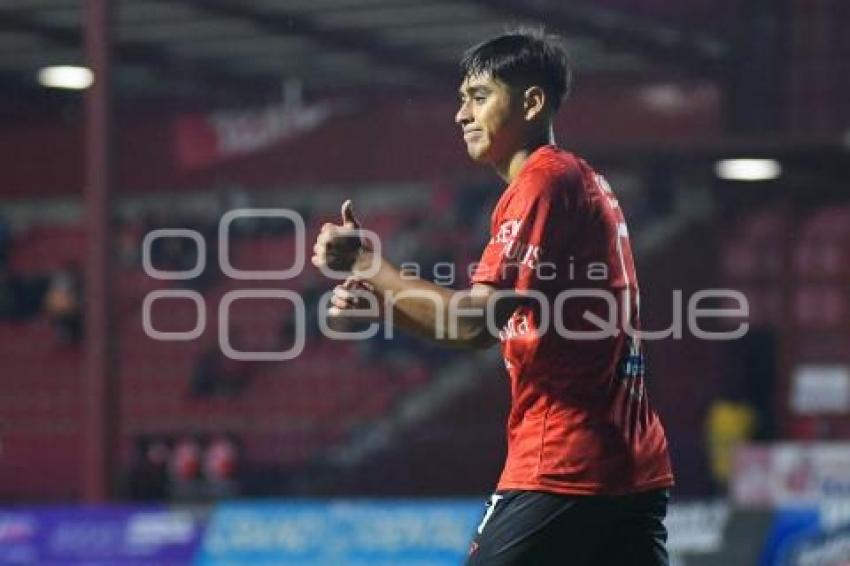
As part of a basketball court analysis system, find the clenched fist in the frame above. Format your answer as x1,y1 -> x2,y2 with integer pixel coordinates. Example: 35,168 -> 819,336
328,276 -> 381,320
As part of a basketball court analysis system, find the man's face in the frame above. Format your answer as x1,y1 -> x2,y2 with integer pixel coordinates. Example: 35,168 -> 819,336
455,73 -> 524,164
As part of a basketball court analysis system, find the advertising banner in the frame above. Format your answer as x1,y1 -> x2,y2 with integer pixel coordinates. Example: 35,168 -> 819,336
733,443 -> 850,507
197,499 -> 482,566
777,522 -> 850,565
0,506 -> 203,565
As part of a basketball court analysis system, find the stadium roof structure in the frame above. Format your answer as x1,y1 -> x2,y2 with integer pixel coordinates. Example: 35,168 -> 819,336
0,0 -> 730,110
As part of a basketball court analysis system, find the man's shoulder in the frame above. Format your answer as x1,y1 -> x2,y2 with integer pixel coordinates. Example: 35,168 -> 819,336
516,147 -> 591,201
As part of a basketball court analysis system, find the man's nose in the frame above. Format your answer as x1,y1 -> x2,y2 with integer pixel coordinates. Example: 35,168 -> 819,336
455,103 -> 471,126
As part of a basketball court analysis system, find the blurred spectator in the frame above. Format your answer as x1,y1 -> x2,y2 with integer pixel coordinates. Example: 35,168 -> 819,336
646,157 -> 675,217
170,436 -> 202,483
147,215 -> 219,291
0,214 -> 10,268
0,268 -> 48,320
204,435 -> 240,497
705,399 -> 757,491
217,185 -> 257,236
115,217 -> 144,268
43,262 -> 82,343
189,336 -> 253,398
204,436 -> 238,481
0,267 -> 23,318
301,281 -> 325,339
154,230 -> 199,274
128,438 -> 169,501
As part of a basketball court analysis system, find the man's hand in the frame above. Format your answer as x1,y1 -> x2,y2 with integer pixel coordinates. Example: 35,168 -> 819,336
311,200 -> 505,350
328,276 -> 381,320
311,200 -> 367,273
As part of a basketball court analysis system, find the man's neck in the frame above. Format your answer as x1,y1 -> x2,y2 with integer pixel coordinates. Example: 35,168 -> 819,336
494,129 -> 555,184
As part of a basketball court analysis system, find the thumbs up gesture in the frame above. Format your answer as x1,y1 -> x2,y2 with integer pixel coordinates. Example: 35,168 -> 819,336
340,199 -> 359,229
312,200 -> 368,273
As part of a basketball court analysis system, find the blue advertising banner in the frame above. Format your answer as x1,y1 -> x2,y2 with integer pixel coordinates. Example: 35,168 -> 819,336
0,510 -> 38,564
759,507 -> 821,566
197,499 -> 483,566
777,522 -> 850,565
0,506 -> 203,565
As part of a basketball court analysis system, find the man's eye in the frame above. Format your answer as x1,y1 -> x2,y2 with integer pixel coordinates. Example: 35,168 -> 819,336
473,96 -> 486,103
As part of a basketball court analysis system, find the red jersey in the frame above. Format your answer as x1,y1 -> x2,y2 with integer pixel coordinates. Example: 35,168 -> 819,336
472,145 -> 673,495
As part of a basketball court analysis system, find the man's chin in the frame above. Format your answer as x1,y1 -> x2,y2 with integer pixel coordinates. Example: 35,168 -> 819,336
465,144 -> 491,163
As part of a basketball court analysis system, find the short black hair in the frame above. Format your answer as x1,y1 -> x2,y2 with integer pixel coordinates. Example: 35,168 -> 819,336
460,28 -> 573,112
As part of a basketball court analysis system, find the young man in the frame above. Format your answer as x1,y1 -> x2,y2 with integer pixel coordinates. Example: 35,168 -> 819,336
312,29 -> 674,565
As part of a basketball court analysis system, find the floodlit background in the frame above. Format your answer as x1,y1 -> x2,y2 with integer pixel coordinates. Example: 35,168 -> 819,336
0,0 -> 848,564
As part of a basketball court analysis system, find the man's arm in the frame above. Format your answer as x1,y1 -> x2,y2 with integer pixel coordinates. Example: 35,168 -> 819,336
353,251 -> 511,349
313,201 -> 519,350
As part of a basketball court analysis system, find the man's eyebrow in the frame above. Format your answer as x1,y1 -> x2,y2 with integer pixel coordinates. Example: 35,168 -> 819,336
459,85 -> 491,96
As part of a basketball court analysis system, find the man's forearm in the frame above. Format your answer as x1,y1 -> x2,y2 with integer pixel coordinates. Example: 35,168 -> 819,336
353,251 -> 492,348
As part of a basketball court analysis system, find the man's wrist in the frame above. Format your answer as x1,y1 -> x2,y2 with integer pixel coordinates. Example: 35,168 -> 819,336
351,249 -> 376,276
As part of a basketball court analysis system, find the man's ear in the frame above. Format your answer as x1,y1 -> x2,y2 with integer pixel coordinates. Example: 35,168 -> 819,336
523,86 -> 546,121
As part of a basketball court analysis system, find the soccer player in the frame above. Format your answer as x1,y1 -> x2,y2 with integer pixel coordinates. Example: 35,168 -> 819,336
312,29 -> 674,565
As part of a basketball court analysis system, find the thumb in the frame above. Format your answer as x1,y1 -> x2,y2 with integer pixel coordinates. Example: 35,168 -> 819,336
341,199 -> 360,228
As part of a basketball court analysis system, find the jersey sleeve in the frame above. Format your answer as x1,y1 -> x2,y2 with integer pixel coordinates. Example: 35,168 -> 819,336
472,174 -> 568,292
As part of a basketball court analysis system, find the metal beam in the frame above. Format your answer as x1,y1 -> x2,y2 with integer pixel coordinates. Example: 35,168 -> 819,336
470,0 -> 729,74
0,9 -> 278,101
185,0 -> 458,84
82,0 -> 114,504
